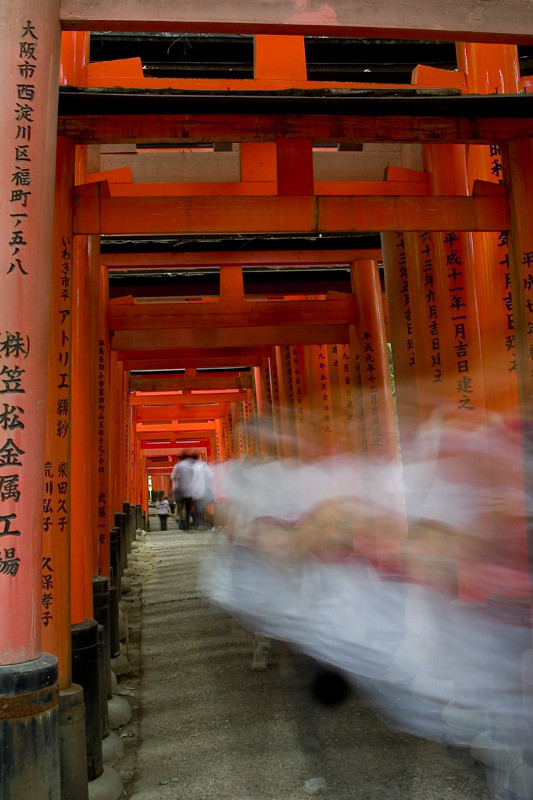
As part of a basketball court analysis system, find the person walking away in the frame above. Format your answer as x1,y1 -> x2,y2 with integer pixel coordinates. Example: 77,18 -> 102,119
172,453 -> 196,530
156,495 -> 171,531
191,454 -> 215,530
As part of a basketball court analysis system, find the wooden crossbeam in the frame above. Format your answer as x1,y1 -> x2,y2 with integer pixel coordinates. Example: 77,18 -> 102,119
129,374 -> 253,392
135,406 -> 229,422
58,113 -> 533,146
122,356 -> 264,369
130,390 -> 250,405
105,249 -> 381,269
60,0 -> 533,44
109,296 -> 356,330
76,190 -> 509,234
114,324 -> 350,349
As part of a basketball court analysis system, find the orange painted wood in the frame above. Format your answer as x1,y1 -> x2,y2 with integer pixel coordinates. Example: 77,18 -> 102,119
58,112 -> 533,147
60,31 -> 89,85
380,232 -> 420,431
350,260 -> 406,568
121,356 -> 264,370
455,43 -> 522,416
96,265 -> 111,576
104,249 -> 382,269
276,138 -> 314,195
255,34 -> 307,81
130,390 -> 250,406
134,406 -> 231,423
306,345 -> 336,456
108,296 -> 357,330
100,179 -> 431,200
41,138 -> 75,687
112,325 -> 350,350
74,190 -> 510,235
130,373 -> 253,392
60,0 -> 533,44
70,234 -> 96,624
0,2 -> 62,665
220,266 -> 244,301
503,138 -> 533,421
423,144 -> 487,419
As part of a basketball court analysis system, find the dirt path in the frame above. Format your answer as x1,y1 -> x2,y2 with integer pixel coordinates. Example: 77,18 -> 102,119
117,516 -> 490,800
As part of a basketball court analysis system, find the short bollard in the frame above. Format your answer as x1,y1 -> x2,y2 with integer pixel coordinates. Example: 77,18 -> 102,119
0,653 -> 61,800
71,619 -> 103,781
93,576 -> 112,699
59,683 -> 89,800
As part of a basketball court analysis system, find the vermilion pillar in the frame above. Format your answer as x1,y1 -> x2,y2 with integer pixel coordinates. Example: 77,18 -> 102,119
0,2 -> 61,664
306,344 -> 336,457
0,5 -> 62,797
70,233 -> 96,624
456,43 -> 522,416
97,264 -> 111,576
41,137 -> 75,687
350,260 -> 406,568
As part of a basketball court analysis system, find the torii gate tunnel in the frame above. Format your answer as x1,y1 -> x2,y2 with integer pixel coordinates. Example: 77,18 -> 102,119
2,2 -> 533,797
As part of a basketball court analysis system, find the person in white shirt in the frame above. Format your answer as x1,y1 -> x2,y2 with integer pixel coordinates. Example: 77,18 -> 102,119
191,454 -> 214,530
155,495 -> 171,531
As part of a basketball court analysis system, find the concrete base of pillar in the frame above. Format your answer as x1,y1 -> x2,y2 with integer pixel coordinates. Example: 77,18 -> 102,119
0,653 -> 61,800
108,694 -> 133,729
59,683 -> 89,800
102,731 -> 124,766
110,651 -> 131,676
88,766 -> 123,800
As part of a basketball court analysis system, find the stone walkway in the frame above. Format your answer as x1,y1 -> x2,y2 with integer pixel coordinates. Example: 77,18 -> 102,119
114,512 -> 490,800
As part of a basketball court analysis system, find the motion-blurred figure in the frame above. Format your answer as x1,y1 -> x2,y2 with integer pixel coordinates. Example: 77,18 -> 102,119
202,409 -> 533,800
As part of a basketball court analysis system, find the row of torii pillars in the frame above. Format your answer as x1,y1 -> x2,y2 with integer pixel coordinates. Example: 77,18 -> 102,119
2,2 -> 533,798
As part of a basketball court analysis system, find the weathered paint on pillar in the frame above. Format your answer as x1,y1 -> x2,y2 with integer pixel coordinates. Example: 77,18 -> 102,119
41,137 -> 75,688
423,144 -> 487,419
97,264 -> 111,576
70,234 -> 95,623
306,344 -> 336,456
327,342 -> 360,455
350,260 -> 405,568
0,2 -> 61,664
381,231 -> 420,440
456,42 -> 521,415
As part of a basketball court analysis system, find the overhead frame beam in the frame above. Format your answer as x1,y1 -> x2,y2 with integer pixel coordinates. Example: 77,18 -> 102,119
60,0 -> 533,44
114,324 -> 350,349
108,297 -> 357,330
75,190 -> 509,234
104,249 -> 382,269
58,111 -> 533,147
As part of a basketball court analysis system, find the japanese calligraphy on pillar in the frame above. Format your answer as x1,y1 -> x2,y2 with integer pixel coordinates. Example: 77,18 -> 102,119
362,332 -> 382,449
316,345 -> 333,434
284,346 -> 295,411
443,232 -> 476,412
419,232 -> 442,385
353,353 -> 367,454
97,339 -> 107,552
9,20 -> 39,279
0,330 -> 26,577
41,235 -> 72,626
291,347 -> 305,425
395,233 -> 415,367
486,145 -> 516,374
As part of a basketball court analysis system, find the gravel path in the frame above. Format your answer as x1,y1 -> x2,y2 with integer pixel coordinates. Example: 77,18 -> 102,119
116,515 -> 490,800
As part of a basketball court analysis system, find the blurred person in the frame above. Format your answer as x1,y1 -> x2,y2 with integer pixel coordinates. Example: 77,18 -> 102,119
171,452 -> 196,531
202,408 -> 533,799
155,494 -> 171,531
191,454 -> 214,530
